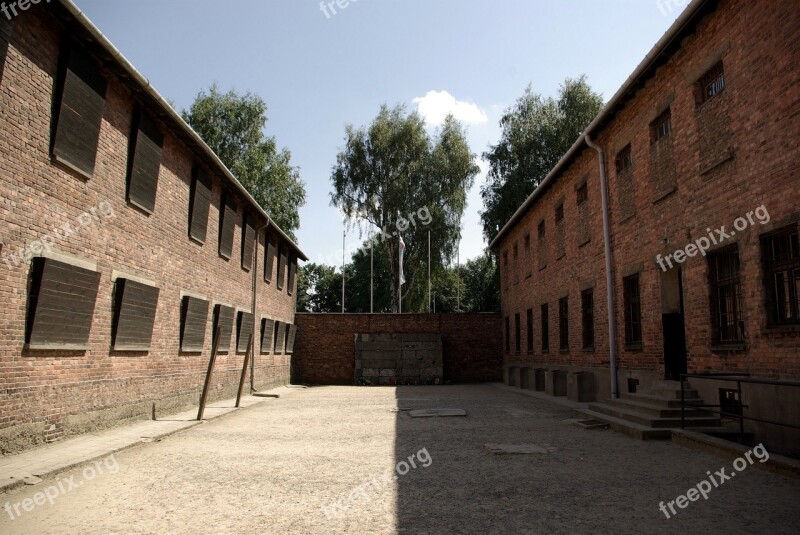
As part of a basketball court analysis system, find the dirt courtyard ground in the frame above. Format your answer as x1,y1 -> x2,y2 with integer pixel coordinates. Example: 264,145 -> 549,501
1,384 -> 798,534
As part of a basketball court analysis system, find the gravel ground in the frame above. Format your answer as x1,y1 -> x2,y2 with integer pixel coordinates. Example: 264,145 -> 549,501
1,384 -> 798,534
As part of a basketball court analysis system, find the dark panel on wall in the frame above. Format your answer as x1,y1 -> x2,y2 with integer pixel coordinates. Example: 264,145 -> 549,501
189,166 -> 212,243
126,110 -> 163,214
112,278 -> 160,350
218,193 -> 237,260
260,317 -> 275,354
26,257 -> 101,349
285,324 -> 297,354
274,321 -> 286,354
180,296 -> 208,352
264,233 -> 276,283
241,214 -> 255,271
236,311 -> 254,353
213,304 -> 234,353
277,243 -> 287,290
287,256 -> 297,296
52,42 -> 108,178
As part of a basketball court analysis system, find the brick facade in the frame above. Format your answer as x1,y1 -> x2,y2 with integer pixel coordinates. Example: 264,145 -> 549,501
0,4 -> 303,453
293,314 -> 503,385
492,0 -> 800,393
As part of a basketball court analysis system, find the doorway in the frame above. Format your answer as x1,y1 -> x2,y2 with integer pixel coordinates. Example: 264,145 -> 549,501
660,267 -> 687,380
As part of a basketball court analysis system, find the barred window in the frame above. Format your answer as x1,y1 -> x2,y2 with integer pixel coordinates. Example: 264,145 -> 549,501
650,108 -> 672,144
761,225 -> 800,326
526,308 -> 534,352
623,274 -> 642,346
581,289 -> 594,349
708,245 -> 744,343
615,144 -> 633,174
540,303 -> 549,352
576,183 -> 588,205
558,296 -> 569,350
514,312 -> 521,354
698,61 -> 725,104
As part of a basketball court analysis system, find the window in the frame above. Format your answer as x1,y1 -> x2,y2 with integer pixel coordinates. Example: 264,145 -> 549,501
112,278 -> 160,351
218,193 -> 237,260
287,255 -> 297,296
623,274 -> 643,346
537,220 -> 547,270
212,304 -> 234,354
180,296 -> 209,352
555,204 -> 564,224
503,250 -> 509,288
260,317 -> 275,354
650,108 -> 672,144
236,311 -> 254,353
274,321 -> 286,354
576,181 -> 590,246
761,225 -> 800,326
513,243 -> 519,284
514,312 -> 521,353
189,166 -> 212,244
708,245 -> 744,344
615,144 -> 633,174
26,257 -> 101,350
581,289 -> 594,349
526,308 -> 534,353
264,232 -> 277,283
524,234 -> 532,278
285,324 -> 297,354
697,61 -> 725,105
540,303 -> 549,352
52,43 -> 108,178
241,213 -> 255,271
505,316 -> 510,352
576,183 -> 588,205
538,220 -> 546,239
0,17 -> 10,82
277,243 -> 287,291
559,296 -> 569,350
126,110 -> 163,214
555,203 -> 566,259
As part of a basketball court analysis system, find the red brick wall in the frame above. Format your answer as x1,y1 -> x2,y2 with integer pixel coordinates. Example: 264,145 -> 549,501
0,7 -> 298,452
293,314 -> 503,385
497,0 -> 800,381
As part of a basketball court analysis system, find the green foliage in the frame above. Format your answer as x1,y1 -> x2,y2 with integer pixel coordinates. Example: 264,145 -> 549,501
297,262 -> 342,313
331,104 -> 479,312
432,253 -> 500,313
480,77 -> 603,242
183,84 -> 306,240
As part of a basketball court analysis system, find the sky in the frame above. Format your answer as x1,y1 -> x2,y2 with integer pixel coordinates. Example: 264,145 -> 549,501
72,0 -> 684,268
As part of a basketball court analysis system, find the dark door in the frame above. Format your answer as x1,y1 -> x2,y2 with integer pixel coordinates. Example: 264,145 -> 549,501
661,267 -> 687,380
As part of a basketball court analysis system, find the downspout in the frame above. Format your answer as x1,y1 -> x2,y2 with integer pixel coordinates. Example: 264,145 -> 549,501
251,220 -> 270,394
584,134 -> 619,399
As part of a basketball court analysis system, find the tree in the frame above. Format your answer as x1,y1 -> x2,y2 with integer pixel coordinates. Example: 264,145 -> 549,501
331,104 -> 479,312
480,77 -> 603,242
183,85 -> 306,240
431,253 -> 500,313
297,263 -> 342,312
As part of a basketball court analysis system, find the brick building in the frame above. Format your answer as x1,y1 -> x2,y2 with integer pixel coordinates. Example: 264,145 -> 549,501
0,1 -> 305,453
490,0 -> 799,450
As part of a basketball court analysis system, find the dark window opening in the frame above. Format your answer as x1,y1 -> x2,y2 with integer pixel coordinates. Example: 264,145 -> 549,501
505,316 -> 510,353
581,289 -> 594,349
538,220 -> 546,239
555,204 -> 564,224
541,303 -> 549,352
559,296 -> 569,350
576,183 -> 588,205
761,225 -> 800,326
650,108 -> 672,144
708,244 -> 744,344
526,308 -> 534,353
615,144 -> 633,174
623,273 -> 643,346
514,312 -> 521,353
697,61 -> 725,104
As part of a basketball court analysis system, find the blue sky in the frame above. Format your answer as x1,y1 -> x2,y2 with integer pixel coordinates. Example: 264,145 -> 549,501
72,0 -> 683,267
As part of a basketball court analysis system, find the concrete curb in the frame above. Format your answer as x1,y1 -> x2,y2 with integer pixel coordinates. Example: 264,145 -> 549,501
486,382 -> 589,411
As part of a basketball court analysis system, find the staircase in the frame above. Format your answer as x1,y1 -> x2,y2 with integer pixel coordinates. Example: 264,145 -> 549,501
575,381 -> 722,440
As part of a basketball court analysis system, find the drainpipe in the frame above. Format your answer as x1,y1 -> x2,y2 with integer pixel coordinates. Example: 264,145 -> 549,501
584,134 -> 619,399
251,220 -> 270,394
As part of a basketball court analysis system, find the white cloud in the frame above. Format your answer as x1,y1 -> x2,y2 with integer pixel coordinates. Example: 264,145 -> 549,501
413,90 -> 488,127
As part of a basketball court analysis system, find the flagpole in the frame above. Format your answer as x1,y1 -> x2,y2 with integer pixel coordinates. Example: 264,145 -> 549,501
428,230 -> 431,314
341,228 -> 345,314
370,231 -> 374,314
457,237 -> 461,312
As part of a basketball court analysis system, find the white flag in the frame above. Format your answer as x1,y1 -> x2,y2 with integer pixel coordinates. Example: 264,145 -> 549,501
399,236 -> 406,285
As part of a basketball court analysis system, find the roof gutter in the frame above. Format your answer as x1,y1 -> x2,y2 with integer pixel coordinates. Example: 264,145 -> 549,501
488,0 -> 709,250
57,0 -> 307,261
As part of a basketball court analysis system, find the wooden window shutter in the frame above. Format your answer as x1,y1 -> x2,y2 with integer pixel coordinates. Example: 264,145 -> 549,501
260,318 -> 275,354
273,321 -> 286,354
264,233 -> 276,283
126,110 -> 163,214
236,311 -> 254,353
180,296 -> 208,352
52,42 -> 108,178
212,304 -> 234,353
241,213 -> 255,271
189,166 -> 212,243
26,257 -> 101,350
285,324 -> 297,354
218,193 -> 237,259
277,243 -> 287,291
112,279 -> 160,351
287,256 -> 297,296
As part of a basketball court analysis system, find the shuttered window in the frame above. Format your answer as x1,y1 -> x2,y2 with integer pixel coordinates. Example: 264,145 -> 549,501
52,43 -> 107,178
189,167 -> 211,243
264,233 -> 276,283
260,317 -> 275,354
180,296 -> 208,352
241,214 -> 255,271
273,321 -> 286,354
126,111 -> 163,214
285,324 -> 297,354
26,257 -> 101,350
277,244 -> 287,291
218,193 -> 237,260
287,256 -> 297,295
236,311 -> 254,353
212,304 -> 234,354
112,279 -> 159,351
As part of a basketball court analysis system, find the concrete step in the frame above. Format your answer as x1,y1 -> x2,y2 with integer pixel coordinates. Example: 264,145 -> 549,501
574,409 -> 672,440
588,402 -> 722,428
619,392 -> 693,407
604,398 -> 709,418
640,386 -> 700,399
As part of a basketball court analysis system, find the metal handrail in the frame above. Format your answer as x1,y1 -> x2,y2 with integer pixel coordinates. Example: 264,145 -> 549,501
680,373 -> 800,444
